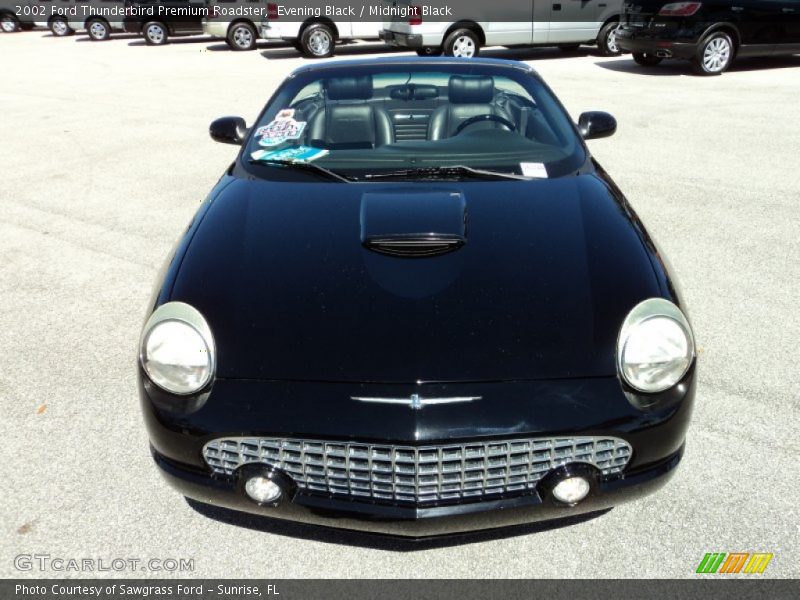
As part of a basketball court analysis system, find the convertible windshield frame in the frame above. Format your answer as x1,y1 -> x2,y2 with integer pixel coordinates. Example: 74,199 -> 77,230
240,60 -> 588,182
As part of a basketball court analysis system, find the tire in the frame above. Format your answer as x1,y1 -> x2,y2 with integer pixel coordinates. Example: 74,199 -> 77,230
416,46 -> 443,56
558,44 -> 580,52
226,21 -> 257,51
443,28 -> 479,58
49,17 -> 74,37
87,18 -> 110,41
299,23 -> 335,58
633,52 -> 662,67
143,21 -> 168,45
597,21 -> 622,56
692,31 -> 734,75
1,14 -> 20,33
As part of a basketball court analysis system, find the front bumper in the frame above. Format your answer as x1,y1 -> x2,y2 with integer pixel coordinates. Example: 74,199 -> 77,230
380,29 -> 423,48
141,368 -> 696,536
154,444 -> 683,537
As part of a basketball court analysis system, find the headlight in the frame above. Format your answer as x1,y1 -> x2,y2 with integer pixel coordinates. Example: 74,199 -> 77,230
617,298 -> 694,393
140,302 -> 215,395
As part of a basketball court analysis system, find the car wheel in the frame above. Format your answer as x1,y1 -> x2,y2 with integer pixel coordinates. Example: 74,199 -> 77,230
87,19 -> 110,41
143,21 -> 168,45
692,31 -> 734,75
416,46 -> 443,56
558,44 -> 580,52
597,21 -> 621,56
1,14 -> 20,32
443,28 -> 479,58
227,21 -> 257,51
300,23 -> 335,58
49,17 -> 74,37
632,52 -> 662,67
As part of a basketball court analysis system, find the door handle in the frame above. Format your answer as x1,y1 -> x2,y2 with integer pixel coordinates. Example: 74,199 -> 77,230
731,6 -> 744,11
782,7 -> 795,12
553,3 -> 562,10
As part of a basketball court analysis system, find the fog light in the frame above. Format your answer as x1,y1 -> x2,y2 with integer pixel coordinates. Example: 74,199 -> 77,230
244,476 -> 282,504
552,476 -> 590,504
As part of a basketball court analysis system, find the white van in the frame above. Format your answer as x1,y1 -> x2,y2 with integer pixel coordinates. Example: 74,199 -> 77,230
258,2 -> 383,58
380,0 -> 624,57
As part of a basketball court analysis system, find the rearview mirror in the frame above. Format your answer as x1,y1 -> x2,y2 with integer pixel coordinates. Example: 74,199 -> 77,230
209,116 -> 248,145
578,111 -> 617,140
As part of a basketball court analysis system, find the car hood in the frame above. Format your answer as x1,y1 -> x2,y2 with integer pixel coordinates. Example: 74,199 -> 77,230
169,173 -> 661,383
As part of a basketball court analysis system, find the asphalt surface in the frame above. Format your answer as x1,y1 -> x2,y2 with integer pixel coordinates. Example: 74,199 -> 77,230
1,30 -> 799,579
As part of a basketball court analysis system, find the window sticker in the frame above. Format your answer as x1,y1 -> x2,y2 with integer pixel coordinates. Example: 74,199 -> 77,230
251,146 -> 329,163
255,109 -> 306,147
520,162 -> 549,178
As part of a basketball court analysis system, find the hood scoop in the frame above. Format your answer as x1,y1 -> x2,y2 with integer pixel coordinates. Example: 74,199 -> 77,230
360,190 -> 466,258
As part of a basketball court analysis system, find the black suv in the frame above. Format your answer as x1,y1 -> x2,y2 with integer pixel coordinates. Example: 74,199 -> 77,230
123,0 -> 205,45
616,1 -> 800,74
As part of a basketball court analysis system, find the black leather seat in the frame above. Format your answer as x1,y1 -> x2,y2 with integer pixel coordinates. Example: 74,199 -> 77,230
428,76 -> 512,140
308,76 -> 394,150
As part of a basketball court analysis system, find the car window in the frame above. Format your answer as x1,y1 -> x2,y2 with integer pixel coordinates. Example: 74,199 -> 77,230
245,64 -> 585,180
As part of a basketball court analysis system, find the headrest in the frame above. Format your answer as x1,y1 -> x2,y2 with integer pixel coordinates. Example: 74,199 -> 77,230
449,75 -> 494,104
325,76 -> 373,101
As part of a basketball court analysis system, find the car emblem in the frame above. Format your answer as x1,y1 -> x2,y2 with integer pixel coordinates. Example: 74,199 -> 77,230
351,394 -> 481,410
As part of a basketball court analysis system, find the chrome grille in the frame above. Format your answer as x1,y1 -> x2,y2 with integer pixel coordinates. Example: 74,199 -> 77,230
203,436 -> 632,505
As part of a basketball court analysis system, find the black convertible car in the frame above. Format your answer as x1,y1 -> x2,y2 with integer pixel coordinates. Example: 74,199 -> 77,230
139,57 -> 696,537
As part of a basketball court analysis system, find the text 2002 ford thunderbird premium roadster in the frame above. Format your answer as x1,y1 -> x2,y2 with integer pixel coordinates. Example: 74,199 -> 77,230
138,57 -> 696,537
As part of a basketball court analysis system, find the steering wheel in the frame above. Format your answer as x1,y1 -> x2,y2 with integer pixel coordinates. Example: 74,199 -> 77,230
453,114 -> 516,136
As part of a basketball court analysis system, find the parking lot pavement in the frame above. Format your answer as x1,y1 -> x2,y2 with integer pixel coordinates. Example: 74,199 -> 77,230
1,31 -> 798,579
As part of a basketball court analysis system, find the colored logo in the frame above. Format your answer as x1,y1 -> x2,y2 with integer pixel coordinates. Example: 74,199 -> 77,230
696,552 -> 773,574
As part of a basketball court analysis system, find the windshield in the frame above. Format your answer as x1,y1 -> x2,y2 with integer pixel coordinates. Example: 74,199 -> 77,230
243,62 -> 585,181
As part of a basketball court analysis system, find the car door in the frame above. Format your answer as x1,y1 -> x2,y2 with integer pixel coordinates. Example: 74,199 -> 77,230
158,0 -> 204,34
731,0 -> 790,49
482,0 -> 535,45
547,0 -> 603,43
532,0 -> 551,42
778,0 -> 800,47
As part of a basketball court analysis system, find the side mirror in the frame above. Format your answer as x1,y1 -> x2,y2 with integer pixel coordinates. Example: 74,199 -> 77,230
209,116 -> 248,145
578,111 -> 617,140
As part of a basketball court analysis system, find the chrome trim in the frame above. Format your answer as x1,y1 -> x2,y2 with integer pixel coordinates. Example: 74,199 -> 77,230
203,435 -> 633,506
351,394 -> 480,410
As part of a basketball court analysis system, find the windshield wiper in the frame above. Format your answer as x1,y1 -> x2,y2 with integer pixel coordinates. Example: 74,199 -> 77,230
248,158 -> 355,183
363,165 -> 532,182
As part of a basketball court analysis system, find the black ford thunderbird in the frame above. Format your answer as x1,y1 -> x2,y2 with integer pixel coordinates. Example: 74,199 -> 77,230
138,57 -> 696,537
